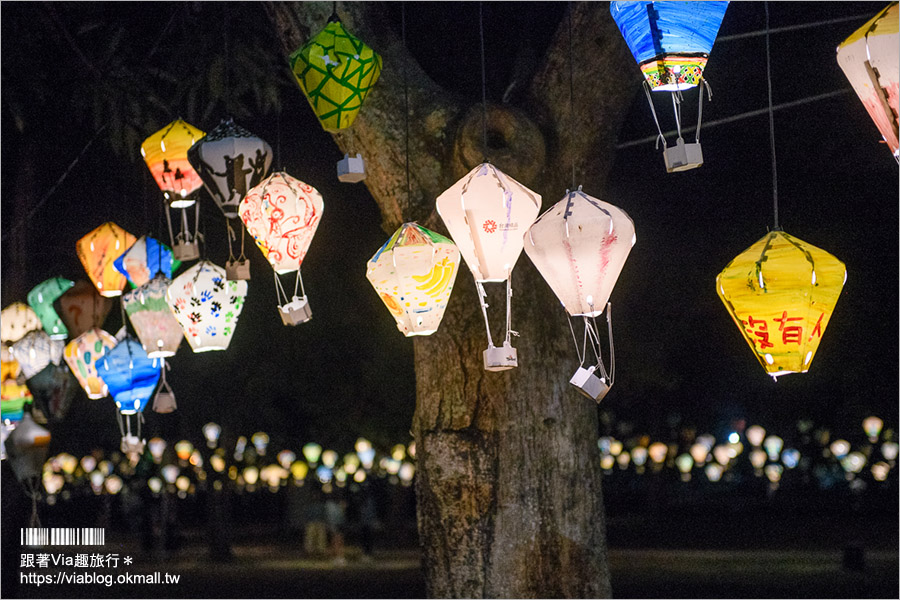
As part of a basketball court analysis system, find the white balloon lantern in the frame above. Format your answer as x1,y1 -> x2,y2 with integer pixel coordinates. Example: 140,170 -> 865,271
11,331 -> 65,380
435,163 -> 541,371
240,172 -> 323,325
167,261 -> 248,352
1,303 -> 41,344
524,187 -> 635,401
6,412 -> 52,525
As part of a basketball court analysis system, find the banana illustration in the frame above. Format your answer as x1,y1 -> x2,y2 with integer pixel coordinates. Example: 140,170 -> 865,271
413,258 -> 455,297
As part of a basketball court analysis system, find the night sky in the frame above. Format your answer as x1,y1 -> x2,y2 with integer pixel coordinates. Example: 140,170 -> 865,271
1,2 -> 897,458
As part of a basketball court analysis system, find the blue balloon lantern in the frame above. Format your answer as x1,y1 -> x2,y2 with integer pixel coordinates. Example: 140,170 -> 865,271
611,1 -> 729,172
113,235 -> 180,288
97,338 -> 161,454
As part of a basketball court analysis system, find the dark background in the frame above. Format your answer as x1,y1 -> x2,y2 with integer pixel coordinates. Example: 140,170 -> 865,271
1,1 -> 897,457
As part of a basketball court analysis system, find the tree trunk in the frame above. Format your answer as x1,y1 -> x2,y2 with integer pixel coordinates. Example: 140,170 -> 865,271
264,2 -> 633,596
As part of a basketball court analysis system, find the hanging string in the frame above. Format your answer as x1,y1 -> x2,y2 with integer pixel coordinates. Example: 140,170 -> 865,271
479,1 -> 488,161
276,109 -> 283,172
402,3 -> 411,203
224,8 -> 231,116
764,1 -> 779,230
567,1 -> 576,190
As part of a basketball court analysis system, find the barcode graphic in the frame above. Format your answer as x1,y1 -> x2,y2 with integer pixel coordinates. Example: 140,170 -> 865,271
20,528 -> 105,546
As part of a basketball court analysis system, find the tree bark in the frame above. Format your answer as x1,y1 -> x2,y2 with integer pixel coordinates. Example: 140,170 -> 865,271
265,2 -> 633,596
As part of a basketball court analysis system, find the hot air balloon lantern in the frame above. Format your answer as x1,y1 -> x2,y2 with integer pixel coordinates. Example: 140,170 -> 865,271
63,327 -> 117,399
27,278 -> 74,340
435,163 -> 541,371
11,331 -> 65,381
113,235 -> 181,288
122,274 -> 184,359
289,16 -> 383,132
1,303 -> 41,345
122,273 -> 180,413
23,364 -> 77,426
188,118 -> 273,217
142,120 -> 206,262
167,261 -> 248,352
6,413 -> 51,522
240,172 -> 323,325
836,2 -> 899,162
142,119 -> 206,206
76,222 -> 137,298
611,1 -> 729,172
58,280 -> 114,340
717,230 -> 846,380
1,347 -> 32,424
525,187 -> 636,401
187,118 -> 273,280
96,338 -> 161,455
366,223 -> 460,336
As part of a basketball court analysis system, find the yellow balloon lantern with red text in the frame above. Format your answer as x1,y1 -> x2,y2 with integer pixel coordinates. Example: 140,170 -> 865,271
716,230 -> 846,380
76,223 -> 136,298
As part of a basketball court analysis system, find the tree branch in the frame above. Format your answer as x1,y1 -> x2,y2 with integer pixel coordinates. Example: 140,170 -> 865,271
526,1 -> 635,198
263,1 -> 463,231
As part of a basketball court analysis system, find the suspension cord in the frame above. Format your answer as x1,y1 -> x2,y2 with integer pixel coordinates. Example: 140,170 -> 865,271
764,1 -> 780,230
479,1 -> 488,161
402,3 -> 411,204
568,1 -> 576,189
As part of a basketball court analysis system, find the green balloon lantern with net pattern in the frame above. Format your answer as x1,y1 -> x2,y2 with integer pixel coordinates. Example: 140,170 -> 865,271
289,18 -> 382,132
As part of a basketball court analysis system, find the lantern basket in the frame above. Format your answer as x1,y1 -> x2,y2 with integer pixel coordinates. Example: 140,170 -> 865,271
274,271 -> 312,326
337,153 -> 366,183
166,201 -> 202,262
225,220 -> 251,281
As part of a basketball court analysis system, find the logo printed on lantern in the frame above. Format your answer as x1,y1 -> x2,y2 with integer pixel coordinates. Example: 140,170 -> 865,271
483,220 -> 497,234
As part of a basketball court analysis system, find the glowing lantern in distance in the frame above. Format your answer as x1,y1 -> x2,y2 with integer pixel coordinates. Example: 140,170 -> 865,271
167,261 -> 248,352
716,230 -> 846,379
289,18 -> 383,132
367,223 -> 460,337
836,3 -> 899,161
302,442 -> 323,464
525,187 -> 635,401
436,163 -> 541,371
76,222 -> 136,297
27,278 -> 74,340
863,416 -> 884,442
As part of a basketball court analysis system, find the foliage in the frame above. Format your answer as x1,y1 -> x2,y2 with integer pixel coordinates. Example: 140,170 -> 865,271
1,2 -> 292,158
